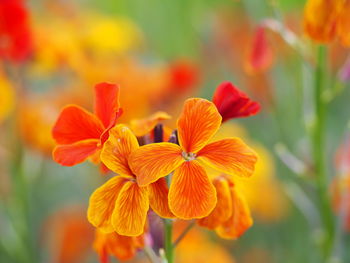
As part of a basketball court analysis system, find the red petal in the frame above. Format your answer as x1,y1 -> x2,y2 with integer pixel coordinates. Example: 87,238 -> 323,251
245,26 -> 273,74
94,83 -> 121,128
212,82 -> 260,122
52,105 -> 104,144
53,139 -> 99,166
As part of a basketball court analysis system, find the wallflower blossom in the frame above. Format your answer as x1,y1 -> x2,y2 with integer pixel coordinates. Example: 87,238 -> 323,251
0,0 -> 33,62
303,0 -> 350,46
213,82 -> 260,122
52,82 -> 122,166
129,98 -> 257,219
93,229 -> 144,262
197,175 -> 253,239
88,125 -> 174,236
244,26 -> 273,75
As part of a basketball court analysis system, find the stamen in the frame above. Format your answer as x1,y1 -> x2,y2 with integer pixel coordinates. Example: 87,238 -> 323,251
182,152 -> 196,161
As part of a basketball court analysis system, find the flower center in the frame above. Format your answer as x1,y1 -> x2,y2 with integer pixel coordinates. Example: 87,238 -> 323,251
182,152 -> 196,161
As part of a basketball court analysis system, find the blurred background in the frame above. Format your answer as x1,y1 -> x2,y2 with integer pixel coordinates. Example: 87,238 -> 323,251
1,0 -> 350,262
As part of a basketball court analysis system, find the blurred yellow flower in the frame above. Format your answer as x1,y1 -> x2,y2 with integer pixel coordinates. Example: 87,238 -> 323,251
0,73 -> 15,123
174,221 -> 236,263
81,14 -> 143,56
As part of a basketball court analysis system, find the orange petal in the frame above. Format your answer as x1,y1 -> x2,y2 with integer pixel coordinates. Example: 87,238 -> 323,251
94,229 -> 144,262
130,111 -> 171,137
52,105 -> 104,144
197,176 -> 232,229
303,0 -> 339,43
197,138 -> 257,177
94,82 -> 120,128
149,178 -> 175,218
129,143 -> 184,186
169,160 -> 217,219
216,187 -> 253,239
101,125 -> 139,177
53,139 -> 99,166
112,181 -> 149,236
177,98 -> 222,153
337,1 -> 350,47
88,176 -> 127,233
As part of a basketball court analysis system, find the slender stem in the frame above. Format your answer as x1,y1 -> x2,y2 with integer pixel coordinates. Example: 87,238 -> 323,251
312,45 -> 335,259
173,221 -> 195,248
164,219 -> 173,263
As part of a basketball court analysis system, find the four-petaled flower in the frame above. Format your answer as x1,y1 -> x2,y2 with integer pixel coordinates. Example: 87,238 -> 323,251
88,125 -> 174,236
52,82 -> 122,167
129,98 -> 258,219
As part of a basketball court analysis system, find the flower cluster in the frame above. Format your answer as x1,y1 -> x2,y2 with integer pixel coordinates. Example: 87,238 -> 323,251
52,81 -> 259,261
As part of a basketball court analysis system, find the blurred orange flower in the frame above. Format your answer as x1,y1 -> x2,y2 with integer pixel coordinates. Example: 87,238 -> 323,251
130,98 -> 257,219
93,229 -> 144,263
88,125 -> 174,237
43,207 -> 94,263
198,175 -> 253,239
303,0 -> 350,46
52,83 -> 121,166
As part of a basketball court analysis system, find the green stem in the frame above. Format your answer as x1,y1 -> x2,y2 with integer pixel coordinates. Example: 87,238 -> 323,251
312,45 -> 335,259
164,219 -> 173,263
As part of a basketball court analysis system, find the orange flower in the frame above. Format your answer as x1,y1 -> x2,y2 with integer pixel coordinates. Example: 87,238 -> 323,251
88,125 -> 174,236
197,175 -> 253,239
42,207 -> 94,263
52,82 -> 122,167
129,98 -> 257,219
93,229 -> 144,263
303,0 -> 350,46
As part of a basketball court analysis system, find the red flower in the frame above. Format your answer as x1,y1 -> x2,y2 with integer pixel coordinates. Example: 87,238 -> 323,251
0,0 -> 33,62
245,26 -> 273,75
52,83 -> 122,167
168,60 -> 199,93
212,81 -> 260,122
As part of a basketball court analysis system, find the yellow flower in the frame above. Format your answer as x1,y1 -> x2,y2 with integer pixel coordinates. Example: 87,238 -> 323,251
0,73 -> 14,123
81,14 -> 143,56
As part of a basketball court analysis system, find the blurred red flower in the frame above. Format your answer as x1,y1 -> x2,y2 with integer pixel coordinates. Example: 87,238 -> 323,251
168,59 -> 199,93
245,26 -> 273,75
0,0 -> 33,62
